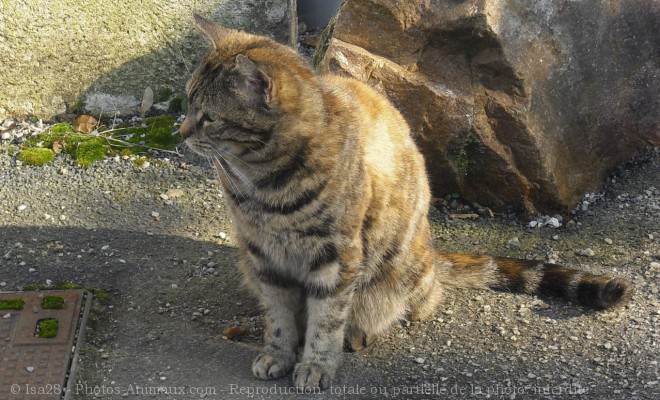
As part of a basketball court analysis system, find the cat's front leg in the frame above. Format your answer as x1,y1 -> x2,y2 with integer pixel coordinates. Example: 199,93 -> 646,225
252,283 -> 303,380
293,289 -> 353,390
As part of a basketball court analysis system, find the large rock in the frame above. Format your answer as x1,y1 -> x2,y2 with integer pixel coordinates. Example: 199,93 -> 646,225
0,0 -> 293,118
321,0 -> 660,214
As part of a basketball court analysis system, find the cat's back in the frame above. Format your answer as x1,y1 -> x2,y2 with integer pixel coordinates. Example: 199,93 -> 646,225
319,75 -> 424,182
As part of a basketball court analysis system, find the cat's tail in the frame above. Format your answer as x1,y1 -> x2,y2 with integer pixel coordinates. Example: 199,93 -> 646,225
435,253 -> 633,309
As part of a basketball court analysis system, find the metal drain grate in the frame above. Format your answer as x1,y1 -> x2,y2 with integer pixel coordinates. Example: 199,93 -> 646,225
0,290 -> 91,400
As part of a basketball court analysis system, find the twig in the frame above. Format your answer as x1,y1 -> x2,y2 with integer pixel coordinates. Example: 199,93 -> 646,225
101,136 -> 183,157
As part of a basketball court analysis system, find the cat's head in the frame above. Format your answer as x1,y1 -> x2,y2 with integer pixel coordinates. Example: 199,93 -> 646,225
181,14 -> 318,160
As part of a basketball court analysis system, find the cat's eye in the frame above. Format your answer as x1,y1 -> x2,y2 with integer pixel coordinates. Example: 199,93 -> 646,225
200,113 -> 215,126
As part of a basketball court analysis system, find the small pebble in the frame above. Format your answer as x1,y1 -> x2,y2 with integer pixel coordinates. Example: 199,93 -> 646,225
26,366 -> 35,373
414,357 -> 425,364
2,313 -> 10,319
604,238 -> 613,245
165,188 -> 185,199
507,237 -> 521,247
17,204 -> 27,211
579,248 -> 595,257
101,245 -> 110,251
546,217 -> 561,228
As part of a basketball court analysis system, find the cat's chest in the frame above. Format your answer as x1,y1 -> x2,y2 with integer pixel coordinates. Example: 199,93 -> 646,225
231,207 -> 330,269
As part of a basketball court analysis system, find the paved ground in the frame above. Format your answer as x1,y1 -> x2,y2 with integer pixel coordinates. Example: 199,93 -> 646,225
0,145 -> 658,400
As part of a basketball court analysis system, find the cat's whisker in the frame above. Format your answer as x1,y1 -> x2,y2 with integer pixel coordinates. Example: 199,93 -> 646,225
211,154 -> 247,201
210,143 -> 253,169
210,148 -> 255,190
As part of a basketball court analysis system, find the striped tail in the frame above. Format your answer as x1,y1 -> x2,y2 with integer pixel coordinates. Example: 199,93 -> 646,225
436,253 -> 633,309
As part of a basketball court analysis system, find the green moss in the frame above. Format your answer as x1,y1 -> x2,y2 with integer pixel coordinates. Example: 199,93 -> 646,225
20,115 -> 179,168
143,115 -> 179,149
133,157 -> 147,167
51,281 -> 80,290
23,281 -> 80,291
449,148 -> 470,178
312,15 -> 337,70
447,130 -> 480,178
0,298 -> 24,310
18,148 -> 55,166
168,97 -> 183,113
72,137 -> 109,168
69,99 -> 86,114
88,288 -> 111,304
21,282 -> 111,304
42,295 -> 65,309
36,318 -> 59,338
110,115 -> 180,151
49,122 -> 76,135
157,87 -> 173,102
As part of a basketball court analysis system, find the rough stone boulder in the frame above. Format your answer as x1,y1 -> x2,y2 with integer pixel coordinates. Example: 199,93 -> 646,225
321,0 -> 659,214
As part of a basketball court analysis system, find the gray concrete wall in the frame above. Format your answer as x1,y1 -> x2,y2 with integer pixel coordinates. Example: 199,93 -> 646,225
0,0 -> 292,118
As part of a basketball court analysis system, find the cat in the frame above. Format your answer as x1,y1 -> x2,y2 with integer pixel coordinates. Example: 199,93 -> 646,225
180,14 -> 632,390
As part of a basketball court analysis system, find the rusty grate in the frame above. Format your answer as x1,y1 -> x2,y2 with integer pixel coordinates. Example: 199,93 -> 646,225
0,290 -> 91,400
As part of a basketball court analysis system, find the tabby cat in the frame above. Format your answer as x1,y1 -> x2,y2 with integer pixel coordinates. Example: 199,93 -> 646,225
181,15 -> 632,390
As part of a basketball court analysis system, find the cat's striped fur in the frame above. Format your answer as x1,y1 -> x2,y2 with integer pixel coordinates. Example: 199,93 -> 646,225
181,15 -> 632,390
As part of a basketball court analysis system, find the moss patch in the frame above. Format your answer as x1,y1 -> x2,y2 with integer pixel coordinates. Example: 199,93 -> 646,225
22,281 -> 111,304
312,15 -> 337,70
23,281 -> 79,291
41,295 -> 65,309
116,115 -> 180,150
168,97 -> 183,113
20,114 -> 180,167
18,147 -> 56,166
157,87 -> 173,102
0,298 -> 24,310
36,318 -> 59,338
447,130 -> 480,178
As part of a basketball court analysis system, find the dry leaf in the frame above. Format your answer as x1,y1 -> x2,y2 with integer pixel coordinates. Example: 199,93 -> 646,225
47,242 -> 64,252
73,115 -> 98,134
223,326 -> 247,339
52,139 -> 63,154
141,87 -> 154,119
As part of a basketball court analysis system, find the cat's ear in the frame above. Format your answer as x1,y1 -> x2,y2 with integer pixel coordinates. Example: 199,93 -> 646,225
194,14 -> 229,49
235,54 -> 274,104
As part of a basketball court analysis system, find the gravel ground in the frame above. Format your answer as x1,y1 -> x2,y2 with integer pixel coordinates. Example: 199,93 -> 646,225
0,125 -> 658,399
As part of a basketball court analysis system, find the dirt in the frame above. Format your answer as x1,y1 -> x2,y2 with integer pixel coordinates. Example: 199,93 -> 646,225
0,135 -> 658,399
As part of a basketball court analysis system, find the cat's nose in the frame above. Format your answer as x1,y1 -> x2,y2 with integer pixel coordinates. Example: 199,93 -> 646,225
179,116 -> 193,139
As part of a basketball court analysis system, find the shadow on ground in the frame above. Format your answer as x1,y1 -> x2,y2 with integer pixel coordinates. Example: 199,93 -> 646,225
2,221 -> 656,399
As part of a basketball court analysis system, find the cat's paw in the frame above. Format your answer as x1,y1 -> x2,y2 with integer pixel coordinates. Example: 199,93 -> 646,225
345,328 -> 376,352
252,352 -> 295,380
293,362 -> 334,390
